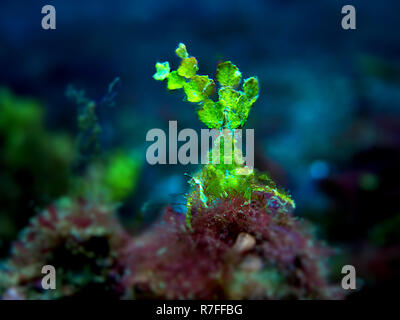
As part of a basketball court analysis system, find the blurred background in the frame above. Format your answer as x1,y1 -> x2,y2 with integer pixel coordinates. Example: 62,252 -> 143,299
0,0 -> 399,299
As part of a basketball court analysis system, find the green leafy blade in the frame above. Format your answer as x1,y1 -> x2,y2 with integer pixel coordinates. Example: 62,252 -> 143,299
216,61 -> 242,87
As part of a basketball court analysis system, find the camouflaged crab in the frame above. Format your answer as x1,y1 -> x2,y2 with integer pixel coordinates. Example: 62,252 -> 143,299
153,44 -> 294,228
122,44 -> 343,300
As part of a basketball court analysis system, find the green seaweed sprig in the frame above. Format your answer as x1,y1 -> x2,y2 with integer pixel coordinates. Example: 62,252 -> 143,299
153,43 -> 259,130
153,44 -> 294,229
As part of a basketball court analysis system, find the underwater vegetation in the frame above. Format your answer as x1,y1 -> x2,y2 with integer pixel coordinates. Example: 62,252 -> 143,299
0,44 -> 343,300
0,198 -> 130,299
0,86 -> 141,299
124,196 -> 340,299
0,88 -> 74,258
123,44 -> 341,299
66,83 -> 142,204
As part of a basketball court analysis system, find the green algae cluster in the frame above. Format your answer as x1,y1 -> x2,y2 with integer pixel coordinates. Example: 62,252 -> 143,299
66,84 -> 142,204
103,151 -> 141,202
0,88 -> 75,256
0,88 -> 74,177
0,85 -> 142,298
153,43 -> 259,129
153,44 -> 294,228
73,151 -> 142,204
0,86 -> 143,258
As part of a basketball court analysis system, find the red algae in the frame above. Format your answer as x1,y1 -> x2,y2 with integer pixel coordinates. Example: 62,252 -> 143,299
124,191 -> 342,299
0,197 -> 131,299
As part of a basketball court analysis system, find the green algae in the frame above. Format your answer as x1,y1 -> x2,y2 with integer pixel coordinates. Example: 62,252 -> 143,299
153,44 -> 294,229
